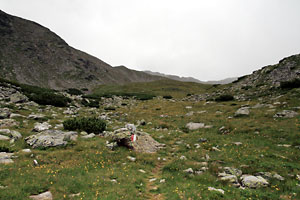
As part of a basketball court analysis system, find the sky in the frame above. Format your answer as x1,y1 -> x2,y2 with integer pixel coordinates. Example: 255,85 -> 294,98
1,0 -> 300,81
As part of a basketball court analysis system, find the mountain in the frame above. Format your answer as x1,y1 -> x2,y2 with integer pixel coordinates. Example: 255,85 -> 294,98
231,54 -> 300,91
144,70 -> 237,84
0,10 -> 164,90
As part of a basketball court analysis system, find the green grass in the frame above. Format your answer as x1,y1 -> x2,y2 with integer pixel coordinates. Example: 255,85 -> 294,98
0,81 -> 299,199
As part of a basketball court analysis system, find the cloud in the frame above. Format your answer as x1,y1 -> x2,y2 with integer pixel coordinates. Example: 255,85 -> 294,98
1,0 -> 300,80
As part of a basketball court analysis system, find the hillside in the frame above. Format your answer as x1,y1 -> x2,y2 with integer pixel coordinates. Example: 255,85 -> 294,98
0,10 -> 163,90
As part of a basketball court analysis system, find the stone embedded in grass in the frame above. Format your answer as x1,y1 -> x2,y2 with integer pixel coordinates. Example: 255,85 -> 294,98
139,169 -> 146,173
180,155 -> 187,160
234,107 -> 250,117
0,108 -> 11,119
27,114 -> 46,120
240,175 -> 269,188
186,122 -> 205,130
33,122 -> 51,132
25,130 -> 78,148
0,129 -> 11,135
0,152 -> 14,164
208,187 -> 224,194
274,110 -> 298,118
9,92 -> 28,103
10,130 -> 22,140
21,149 -> 32,153
29,191 -> 52,200
0,119 -> 19,128
81,133 -> 95,139
149,178 -> 157,182
0,134 -> 10,141
183,168 -> 194,174
127,156 -> 136,162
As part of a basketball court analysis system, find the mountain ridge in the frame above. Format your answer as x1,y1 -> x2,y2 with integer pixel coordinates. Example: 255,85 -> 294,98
143,70 -> 237,84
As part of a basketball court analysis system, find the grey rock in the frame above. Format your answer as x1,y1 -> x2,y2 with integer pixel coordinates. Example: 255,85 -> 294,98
29,191 -> 53,200
0,135 -> 10,140
21,149 -> 32,153
224,167 -> 243,177
125,124 -> 136,133
25,130 -> 78,148
127,156 -> 136,162
274,110 -> 298,118
10,130 -> 22,139
10,92 -> 28,103
241,175 -> 269,188
82,133 -> 95,139
28,114 -> 46,120
183,168 -> 194,174
107,126 -> 164,153
220,175 -> 238,183
0,152 -> 14,164
186,122 -> 205,130
0,119 -> 19,128
33,122 -> 51,132
0,108 -> 11,119
234,107 -> 250,117
0,129 -> 11,135
208,187 -> 224,194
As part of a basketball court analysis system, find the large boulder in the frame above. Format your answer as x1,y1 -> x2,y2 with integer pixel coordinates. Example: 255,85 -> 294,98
106,128 -> 164,153
25,130 -> 78,148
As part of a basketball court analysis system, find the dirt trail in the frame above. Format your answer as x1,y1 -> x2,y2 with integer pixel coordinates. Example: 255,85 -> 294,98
144,159 -> 167,200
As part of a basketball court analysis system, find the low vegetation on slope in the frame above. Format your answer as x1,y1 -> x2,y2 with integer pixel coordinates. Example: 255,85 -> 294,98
0,78 -> 299,199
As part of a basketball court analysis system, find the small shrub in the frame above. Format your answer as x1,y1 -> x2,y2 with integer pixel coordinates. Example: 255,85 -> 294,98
63,117 -> 106,134
104,107 -> 116,111
135,94 -> 155,101
163,95 -> 173,99
81,99 -> 99,108
66,88 -> 83,95
280,79 -> 300,89
28,92 -> 71,107
215,94 -> 234,102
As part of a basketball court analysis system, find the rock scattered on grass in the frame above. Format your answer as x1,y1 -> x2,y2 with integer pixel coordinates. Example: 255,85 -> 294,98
208,187 -> 224,194
25,130 -> 78,148
29,191 -> 52,200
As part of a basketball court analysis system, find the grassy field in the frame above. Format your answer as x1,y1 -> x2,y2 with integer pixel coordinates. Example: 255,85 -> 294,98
0,82 -> 299,200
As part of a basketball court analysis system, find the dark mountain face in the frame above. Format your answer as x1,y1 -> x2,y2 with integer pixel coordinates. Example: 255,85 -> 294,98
0,10 -> 163,90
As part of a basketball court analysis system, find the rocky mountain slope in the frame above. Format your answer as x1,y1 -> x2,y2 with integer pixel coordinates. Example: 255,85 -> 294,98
231,54 -> 300,91
0,10 -> 163,90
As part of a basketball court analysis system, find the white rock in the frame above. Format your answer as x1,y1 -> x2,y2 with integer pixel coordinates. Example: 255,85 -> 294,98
127,156 -> 136,162
33,122 -> 51,132
21,149 -> 32,153
29,191 -> 53,200
186,122 -> 205,130
183,168 -> 194,174
82,133 -> 95,139
0,135 -> 10,140
208,187 -> 224,194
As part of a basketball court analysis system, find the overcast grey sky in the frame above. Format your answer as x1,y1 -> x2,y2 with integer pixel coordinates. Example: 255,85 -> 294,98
1,0 -> 300,81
